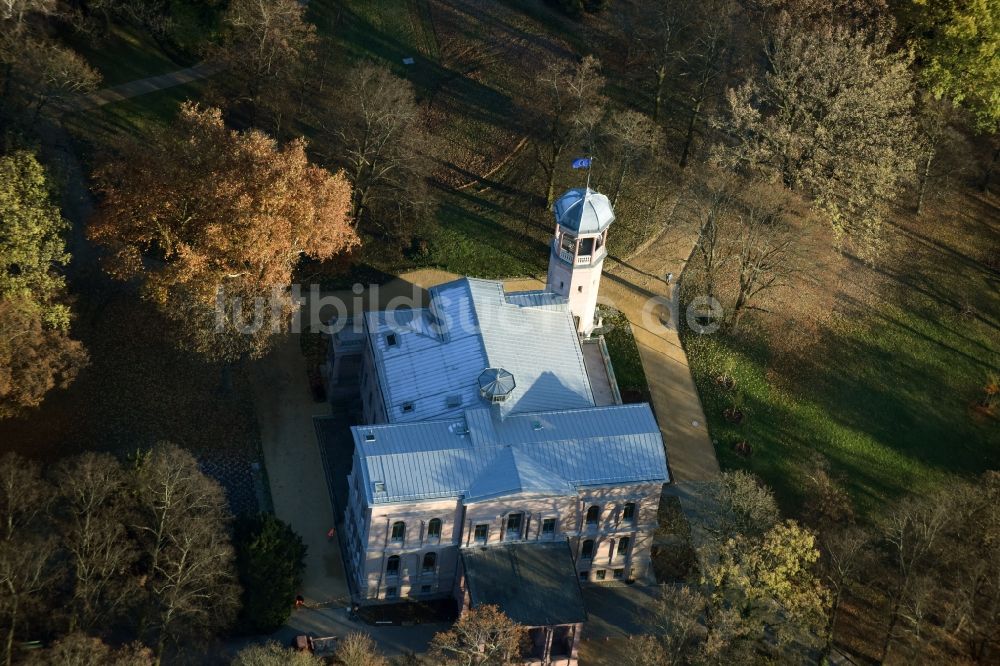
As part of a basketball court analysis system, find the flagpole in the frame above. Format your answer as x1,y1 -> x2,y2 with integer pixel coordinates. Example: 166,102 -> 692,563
585,156 -> 593,192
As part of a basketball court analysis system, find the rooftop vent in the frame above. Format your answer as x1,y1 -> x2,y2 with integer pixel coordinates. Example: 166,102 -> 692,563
478,367 -> 516,404
373,481 -> 386,494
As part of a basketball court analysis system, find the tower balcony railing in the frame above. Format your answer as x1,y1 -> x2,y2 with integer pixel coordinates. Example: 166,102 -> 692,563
555,241 -> 606,266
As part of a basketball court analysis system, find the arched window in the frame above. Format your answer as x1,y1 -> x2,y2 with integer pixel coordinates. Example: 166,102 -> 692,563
391,521 -> 405,542
386,555 -> 400,576
586,505 -> 600,526
581,539 -> 595,560
427,518 -> 442,539
617,536 -> 631,558
422,552 -> 437,572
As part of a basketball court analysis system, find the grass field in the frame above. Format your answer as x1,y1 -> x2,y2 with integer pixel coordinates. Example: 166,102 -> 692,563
64,24 -> 196,87
682,189 -> 1000,517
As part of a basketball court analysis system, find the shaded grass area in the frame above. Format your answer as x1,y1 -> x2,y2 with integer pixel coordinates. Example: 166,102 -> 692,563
63,23 -> 196,87
682,209 -> 1000,518
0,278 -> 262,511
602,309 -> 650,403
62,80 -> 206,161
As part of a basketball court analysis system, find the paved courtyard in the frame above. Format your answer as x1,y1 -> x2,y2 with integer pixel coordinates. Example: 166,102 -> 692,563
248,334 -> 349,607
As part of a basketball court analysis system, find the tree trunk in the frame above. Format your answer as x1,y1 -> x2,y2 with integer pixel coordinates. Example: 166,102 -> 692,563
679,98 -> 703,168
545,149 -> 561,208
612,161 -> 628,207
916,151 -> 934,216
653,67 -> 666,124
3,597 -> 16,666
881,597 -> 902,665
980,143 -> 999,194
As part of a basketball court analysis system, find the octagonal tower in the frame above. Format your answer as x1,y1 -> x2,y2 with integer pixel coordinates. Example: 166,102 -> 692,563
545,187 -> 615,338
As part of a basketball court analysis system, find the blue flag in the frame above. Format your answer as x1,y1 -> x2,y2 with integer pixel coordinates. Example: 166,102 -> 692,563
572,157 -> 592,169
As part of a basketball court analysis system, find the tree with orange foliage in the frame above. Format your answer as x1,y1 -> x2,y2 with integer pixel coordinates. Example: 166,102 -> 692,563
90,103 -> 357,362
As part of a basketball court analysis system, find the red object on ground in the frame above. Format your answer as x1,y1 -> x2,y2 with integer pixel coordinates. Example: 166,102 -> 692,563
327,527 -> 336,538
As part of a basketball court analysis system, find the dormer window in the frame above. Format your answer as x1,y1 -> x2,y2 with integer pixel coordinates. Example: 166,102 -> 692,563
401,402 -> 414,414
373,481 -> 386,494
446,394 -> 462,408
364,431 -> 376,442
385,333 -> 398,347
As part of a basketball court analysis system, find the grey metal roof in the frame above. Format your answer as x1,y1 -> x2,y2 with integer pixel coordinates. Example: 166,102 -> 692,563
461,541 -> 587,627
352,403 -> 669,505
503,290 -> 568,311
366,278 -> 595,422
553,188 -> 615,235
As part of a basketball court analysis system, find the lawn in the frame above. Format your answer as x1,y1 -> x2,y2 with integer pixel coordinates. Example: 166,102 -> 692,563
602,309 -> 651,403
62,80 -> 206,161
682,190 -> 1000,518
63,23 -> 197,87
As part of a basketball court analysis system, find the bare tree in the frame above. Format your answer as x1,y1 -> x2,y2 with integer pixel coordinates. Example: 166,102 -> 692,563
131,443 -> 239,665
231,642 -> 323,666
52,452 -> 137,633
334,632 -> 388,666
913,94 -> 963,216
643,584 -> 704,665
316,61 -> 431,243
634,0 -> 692,123
0,452 -> 57,666
676,0 -> 735,168
23,632 -> 153,666
429,605 -> 527,665
816,525 -> 872,657
212,0 -> 317,129
685,171 -> 736,304
533,55 -> 607,207
727,184 -> 794,330
877,490 -> 956,664
601,109 -> 661,207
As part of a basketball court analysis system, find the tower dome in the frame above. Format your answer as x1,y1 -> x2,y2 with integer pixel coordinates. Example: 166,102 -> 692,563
553,188 -> 615,234
478,367 -> 516,404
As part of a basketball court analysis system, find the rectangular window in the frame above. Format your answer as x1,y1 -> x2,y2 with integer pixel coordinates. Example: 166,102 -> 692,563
506,513 -> 523,540
613,568 -> 624,580
617,537 -> 631,557
595,569 -> 606,581
385,333 -> 398,347
579,570 -> 589,581
474,524 -> 489,543
446,394 -> 462,408
622,502 -> 636,523
542,518 -> 556,536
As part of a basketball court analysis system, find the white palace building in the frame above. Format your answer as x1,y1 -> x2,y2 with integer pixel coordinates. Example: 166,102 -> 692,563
318,188 -> 671,665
